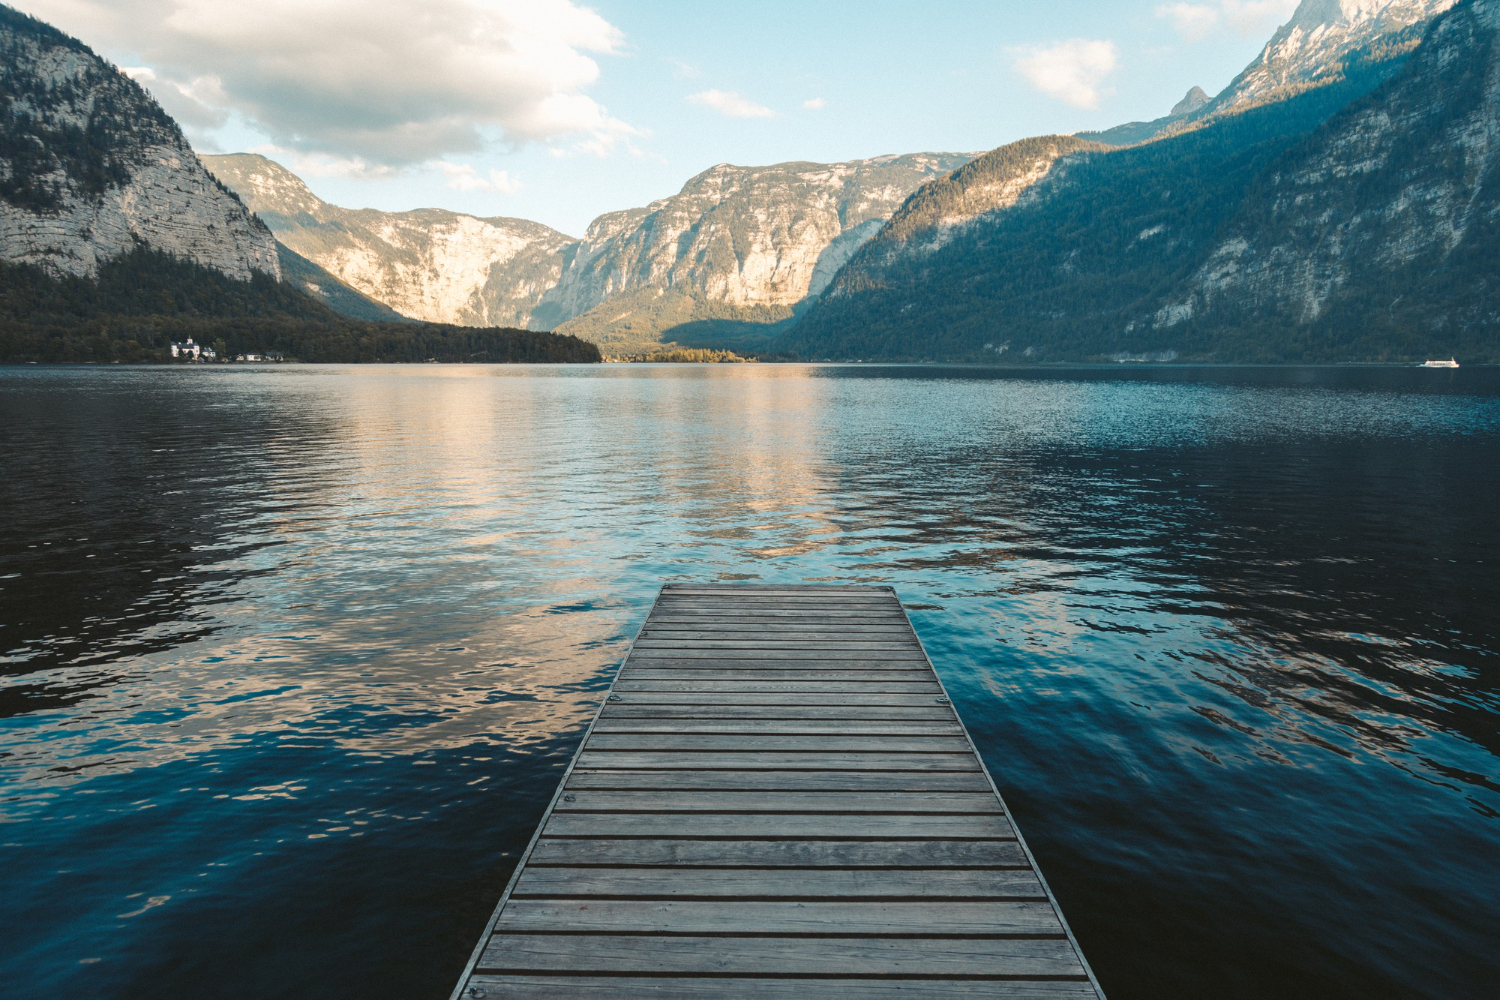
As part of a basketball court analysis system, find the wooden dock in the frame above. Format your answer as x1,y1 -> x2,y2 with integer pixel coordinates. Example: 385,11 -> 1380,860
452,584 -> 1103,998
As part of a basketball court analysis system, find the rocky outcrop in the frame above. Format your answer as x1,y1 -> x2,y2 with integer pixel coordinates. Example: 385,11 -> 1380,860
203,153 -> 574,328
1211,0 -> 1458,115
537,153 -> 973,341
1150,0 -> 1500,336
1087,0 -> 1456,147
0,6 -> 279,280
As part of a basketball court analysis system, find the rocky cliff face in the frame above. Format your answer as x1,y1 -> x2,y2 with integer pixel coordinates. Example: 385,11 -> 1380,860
0,6 -> 279,281
536,153 -> 973,343
1211,0 -> 1457,114
1087,0 -> 1455,147
202,154 -> 574,328
1148,0 -> 1500,341
208,150 -> 973,346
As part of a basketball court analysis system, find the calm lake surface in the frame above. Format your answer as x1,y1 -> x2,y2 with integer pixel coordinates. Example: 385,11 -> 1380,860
1,363 -> 1497,999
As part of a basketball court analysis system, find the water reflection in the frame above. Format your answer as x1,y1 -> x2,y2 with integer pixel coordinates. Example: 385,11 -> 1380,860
1,363 -> 1497,999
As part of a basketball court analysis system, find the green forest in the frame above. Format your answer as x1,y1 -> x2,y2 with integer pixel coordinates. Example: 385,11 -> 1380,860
0,248 -> 600,363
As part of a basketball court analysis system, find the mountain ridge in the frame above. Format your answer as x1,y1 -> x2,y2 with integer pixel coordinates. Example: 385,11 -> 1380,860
0,4 -> 279,281
207,150 -> 977,349
783,0 -> 1492,362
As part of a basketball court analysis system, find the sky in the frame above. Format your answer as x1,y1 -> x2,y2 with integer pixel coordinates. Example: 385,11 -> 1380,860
16,0 -> 1301,235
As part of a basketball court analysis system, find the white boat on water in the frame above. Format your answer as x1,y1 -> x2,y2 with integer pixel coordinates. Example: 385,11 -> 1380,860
1422,358 -> 1460,368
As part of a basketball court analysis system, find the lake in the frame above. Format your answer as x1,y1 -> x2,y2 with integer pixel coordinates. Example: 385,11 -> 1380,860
2,363 -> 1497,999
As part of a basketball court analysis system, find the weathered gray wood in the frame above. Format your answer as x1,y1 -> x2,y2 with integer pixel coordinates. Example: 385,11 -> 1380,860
620,669 -> 937,681
464,975 -> 1097,999
452,584 -> 1101,1000
591,719 -> 965,735
636,629 -> 912,638
525,837 -> 1027,867
603,692 -> 950,705
575,751 -> 982,771
497,899 -> 1061,935
624,659 -> 930,671
479,935 -> 1084,977
649,609 -> 912,618
634,639 -> 922,650
613,680 -> 943,694
552,790 -> 1005,813
623,648 -> 928,660
509,866 -> 1046,899
541,812 -> 1014,839
562,769 -> 996,792
602,704 -> 956,719
585,734 -> 973,752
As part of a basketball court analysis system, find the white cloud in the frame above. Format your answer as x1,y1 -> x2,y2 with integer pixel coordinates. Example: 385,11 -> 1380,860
15,0 -> 634,166
1012,39 -> 1119,110
1156,1 -> 1298,41
802,97 -> 827,110
1156,3 -> 1222,41
438,162 -> 522,194
687,89 -> 775,119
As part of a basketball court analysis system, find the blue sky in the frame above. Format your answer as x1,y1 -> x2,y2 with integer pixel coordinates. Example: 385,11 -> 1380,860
19,0 -> 1300,235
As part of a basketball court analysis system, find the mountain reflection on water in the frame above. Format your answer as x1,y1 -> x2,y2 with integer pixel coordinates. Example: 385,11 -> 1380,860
1,363 -> 1497,999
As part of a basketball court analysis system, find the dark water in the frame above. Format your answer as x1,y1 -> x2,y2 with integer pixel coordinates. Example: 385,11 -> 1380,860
1,363 -> 1498,999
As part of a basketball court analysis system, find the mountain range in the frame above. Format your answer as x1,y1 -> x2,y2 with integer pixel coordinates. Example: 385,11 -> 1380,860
0,4 -> 597,364
203,151 -> 974,350
785,0 -> 1499,362
2,0 -> 1495,363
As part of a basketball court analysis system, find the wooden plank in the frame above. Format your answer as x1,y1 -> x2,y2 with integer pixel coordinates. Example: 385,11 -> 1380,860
613,681 -> 943,694
602,693 -> 950,705
541,812 -> 1014,839
552,790 -> 1005,814
641,626 -> 916,635
479,935 -> 1085,977
601,705 -> 956,719
648,611 -> 906,617
574,751 -> 982,771
497,899 -> 1062,935
562,770 -> 997,792
525,838 -> 1027,867
509,866 -> 1046,899
633,639 -> 922,650
590,720 -> 965,736
624,659 -> 931,671
660,599 -> 900,605
618,650 -> 924,656
585,734 -> 972,753
663,586 -> 890,593
464,976 -> 1097,999
619,669 -> 937,681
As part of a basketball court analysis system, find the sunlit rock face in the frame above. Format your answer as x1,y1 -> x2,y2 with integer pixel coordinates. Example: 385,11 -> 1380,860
536,153 -> 975,337
203,154 -> 575,329
0,8 -> 279,281
208,151 -> 973,343
1211,0 -> 1459,114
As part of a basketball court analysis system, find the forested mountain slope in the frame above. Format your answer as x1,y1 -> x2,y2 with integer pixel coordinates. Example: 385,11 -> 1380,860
784,0 -> 1497,362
